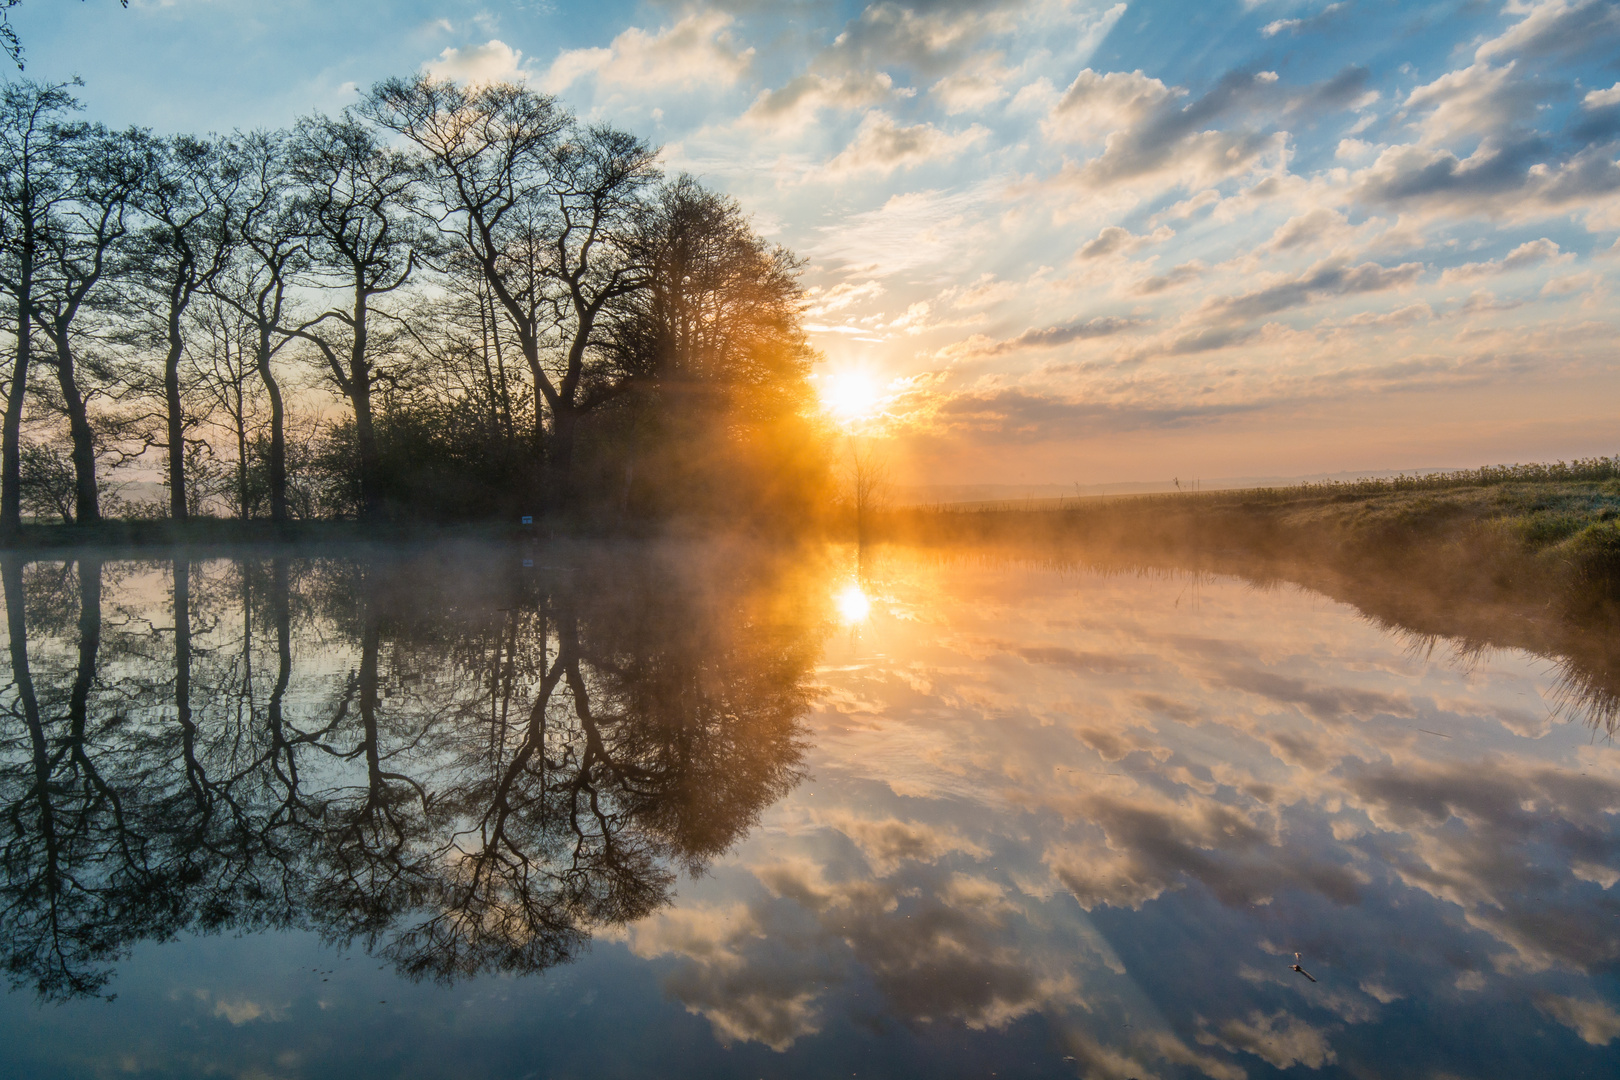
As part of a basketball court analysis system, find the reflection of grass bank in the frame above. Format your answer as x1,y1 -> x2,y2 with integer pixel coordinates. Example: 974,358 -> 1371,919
884,460 -> 1620,733
0,518 -> 542,553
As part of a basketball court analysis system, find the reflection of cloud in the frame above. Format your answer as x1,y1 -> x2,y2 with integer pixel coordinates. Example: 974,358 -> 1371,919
1047,788 -> 1366,911
822,812 -> 990,874
1536,993 -> 1620,1045
211,997 -> 287,1025
1202,1010 -> 1336,1070
644,554 -> 1620,1071
629,903 -> 827,1050
1343,757 -> 1620,972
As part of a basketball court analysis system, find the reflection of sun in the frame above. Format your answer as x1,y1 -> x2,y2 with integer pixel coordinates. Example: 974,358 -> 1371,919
835,581 -> 871,624
819,371 -> 882,422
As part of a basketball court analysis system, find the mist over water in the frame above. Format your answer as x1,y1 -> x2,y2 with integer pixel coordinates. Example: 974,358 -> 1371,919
1,540 -> 1617,1078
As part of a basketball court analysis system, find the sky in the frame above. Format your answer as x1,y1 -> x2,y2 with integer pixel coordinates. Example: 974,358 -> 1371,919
9,0 -> 1620,486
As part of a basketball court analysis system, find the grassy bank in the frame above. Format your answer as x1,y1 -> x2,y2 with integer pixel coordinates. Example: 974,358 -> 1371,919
882,460 -> 1620,732
886,460 -> 1620,602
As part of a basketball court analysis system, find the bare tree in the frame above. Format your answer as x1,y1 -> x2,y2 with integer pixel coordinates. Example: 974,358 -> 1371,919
28,123 -> 154,524
285,113 -> 428,521
360,78 -> 563,460
0,79 -> 80,534
532,125 -> 659,505
211,131 -> 303,523
847,436 -> 889,547
362,78 -> 658,511
190,295 -> 261,518
130,134 -> 239,519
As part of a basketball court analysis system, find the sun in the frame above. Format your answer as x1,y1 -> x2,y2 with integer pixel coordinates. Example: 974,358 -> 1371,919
835,581 -> 871,624
819,370 -> 883,422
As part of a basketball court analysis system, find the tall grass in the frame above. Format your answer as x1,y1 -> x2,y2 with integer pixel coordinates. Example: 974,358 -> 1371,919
1238,456 -> 1620,503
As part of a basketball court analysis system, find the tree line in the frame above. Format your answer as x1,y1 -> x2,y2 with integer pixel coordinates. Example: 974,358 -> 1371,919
0,75 -> 832,531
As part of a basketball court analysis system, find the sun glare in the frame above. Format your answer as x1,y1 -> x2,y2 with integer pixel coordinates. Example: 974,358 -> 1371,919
835,581 -> 871,624
819,371 -> 883,422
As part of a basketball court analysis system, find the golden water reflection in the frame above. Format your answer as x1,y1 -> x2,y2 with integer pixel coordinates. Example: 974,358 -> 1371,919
833,579 -> 871,625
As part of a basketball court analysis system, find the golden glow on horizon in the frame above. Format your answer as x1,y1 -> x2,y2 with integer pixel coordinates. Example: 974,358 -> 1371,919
818,371 -> 884,423
835,581 -> 871,624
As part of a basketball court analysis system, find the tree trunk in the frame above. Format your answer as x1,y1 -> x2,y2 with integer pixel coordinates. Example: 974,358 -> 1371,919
257,330 -> 287,523
2,555 -> 46,806
174,557 -> 205,806
164,301 -> 187,520
55,341 -> 99,526
234,389 -> 249,520
267,555 -> 294,786
357,575 -> 385,801
349,292 -> 381,522
2,255 -> 31,535
353,383 -> 380,522
547,406 -> 579,516
70,557 -> 101,739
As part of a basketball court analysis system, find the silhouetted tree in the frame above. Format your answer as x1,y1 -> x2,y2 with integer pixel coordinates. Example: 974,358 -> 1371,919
285,114 -> 429,521
211,132 -> 302,523
0,79 -> 79,533
361,78 -> 659,511
28,124 -> 154,524
128,134 -> 239,519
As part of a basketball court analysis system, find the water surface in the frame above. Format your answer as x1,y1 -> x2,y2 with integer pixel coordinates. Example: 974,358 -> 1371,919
1,541 -> 1616,1078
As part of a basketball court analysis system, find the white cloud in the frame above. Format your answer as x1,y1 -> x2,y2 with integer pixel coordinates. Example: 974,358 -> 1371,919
1476,0 -> 1620,63
425,39 -> 527,87
540,11 -> 754,96
1077,224 -> 1175,259
1043,68 -> 1180,144
1266,208 -> 1353,252
1439,237 -> 1570,281
1584,82 -> 1620,108
1198,258 -> 1425,323
931,67 -> 1012,115
822,111 -> 988,177
1541,270 -> 1599,295
1044,69 -> 1288,194
744,71 -> 904,129
1336,138 -> 1376,160
1402,62 -> 1546,144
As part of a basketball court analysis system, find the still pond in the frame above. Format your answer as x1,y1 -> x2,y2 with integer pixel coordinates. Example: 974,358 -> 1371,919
0,541 -> 1616,1078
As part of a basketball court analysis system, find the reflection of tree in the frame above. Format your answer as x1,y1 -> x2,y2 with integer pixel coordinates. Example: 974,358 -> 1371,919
0,556 -> 142,999
0,545 -> 820,999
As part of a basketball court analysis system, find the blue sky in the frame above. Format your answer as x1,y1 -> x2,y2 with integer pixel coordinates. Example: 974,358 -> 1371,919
10,0 -> 1620,484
